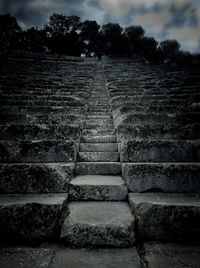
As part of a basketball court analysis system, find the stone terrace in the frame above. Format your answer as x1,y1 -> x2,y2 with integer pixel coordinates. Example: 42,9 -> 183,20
0,53 -> 200,267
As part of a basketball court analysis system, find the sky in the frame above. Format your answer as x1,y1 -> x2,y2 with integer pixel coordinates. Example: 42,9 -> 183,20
1,0 -> 200,53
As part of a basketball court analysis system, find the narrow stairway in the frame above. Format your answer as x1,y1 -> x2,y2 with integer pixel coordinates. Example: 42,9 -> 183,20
60,63 -> 135,247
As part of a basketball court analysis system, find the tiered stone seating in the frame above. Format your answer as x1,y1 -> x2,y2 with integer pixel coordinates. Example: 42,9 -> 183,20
105,58 -> 200,243
0,54 -> 95,244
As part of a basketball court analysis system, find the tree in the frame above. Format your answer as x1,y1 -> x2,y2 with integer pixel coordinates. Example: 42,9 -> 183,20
101,23 -> 123,56
124,25 -> 145,54
79,20 -> 100,55
0,13 -> 21,50
159,39 -> 181,59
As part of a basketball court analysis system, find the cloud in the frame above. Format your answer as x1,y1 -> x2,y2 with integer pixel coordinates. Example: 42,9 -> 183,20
0,0 -> 200,52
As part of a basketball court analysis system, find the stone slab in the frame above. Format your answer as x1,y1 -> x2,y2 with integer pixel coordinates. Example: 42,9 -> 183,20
0,248 -> 53,268
79,143 -> 118,152
0,141 -> 77,163
76,162 -> 121,175
129,193 -> 200,243
0,124 -> 80,141
69,175 -> 127,201
0,194 -> 68,244
0,163 -> 74,193
61,202 -> 135,247
78,152 -> 119,162
143,243 -> 200,268
51,248 -> 140,268
120,140 -> 200,162
122,163 -> 200,193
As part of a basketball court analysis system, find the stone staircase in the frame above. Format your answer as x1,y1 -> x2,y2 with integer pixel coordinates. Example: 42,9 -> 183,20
1,55 -> 200,267
61,64 -> 135,247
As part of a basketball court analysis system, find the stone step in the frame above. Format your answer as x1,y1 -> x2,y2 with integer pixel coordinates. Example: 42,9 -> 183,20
60,202 -> 135,247
0,124 -> 80,141
79,143 -> 118,152
87,111 -> 112,116
143,243 -> 200,268
78,152 -> 119,162
120,140 -> 200,162
85,118 -> 113,125
0,247 -> 141,268
0,141 -> 77,163
75,162 -> 121,175
122,163 -> 200,193
69,175 -> 127,201
82,128 -> 115,136
81,134 -> 116,143
0,193 -> 68,244
86,115 -> 112,119
129,193 -> 200,243
85,122 -> 114,129
117,124 -> 200,140
0,163 -> 74,193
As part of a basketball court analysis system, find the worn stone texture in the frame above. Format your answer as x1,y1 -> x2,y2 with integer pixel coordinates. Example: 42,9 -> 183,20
78,152 -> 119,162
120,140 -> 200,162
76,162 -> 121,175
129,193 -> 200,243
122,163 -> 200,193
0,248 -> 53,268
0,140 -> 77,163
0,163 -> 74,193
50,248 -> 140,268
69,175 -> 127,201
143,243 -> 200,268
0,194 -> 68,244
61,202 -> 135,247
0,124 -> 80,141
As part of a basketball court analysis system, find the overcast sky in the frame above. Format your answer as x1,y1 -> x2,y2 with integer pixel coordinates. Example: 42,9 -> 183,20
1,0 -> 200,53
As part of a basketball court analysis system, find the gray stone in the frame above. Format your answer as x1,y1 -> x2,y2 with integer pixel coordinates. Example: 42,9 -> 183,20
0,194 -> 68,244
79,143 -> 118,152
0,141 -> 77,163
51,248 -> 140,268
69,175 -> 127,201
129,193 -> 200,243
81,135 -> 116,143
122,163 -> 200,193
60,202 -> 135,247
76,162 -> 121,175
0,248 -> 53,268
143,243 -> 200,268
78,152 -> 119,162
117,124 -> 200,141
120,140 -> 200,162
0,124 -> 80,141
0,163 -> 74,193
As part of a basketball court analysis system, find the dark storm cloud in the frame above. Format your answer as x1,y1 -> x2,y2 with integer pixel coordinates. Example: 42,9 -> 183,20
0,0 -> 200,52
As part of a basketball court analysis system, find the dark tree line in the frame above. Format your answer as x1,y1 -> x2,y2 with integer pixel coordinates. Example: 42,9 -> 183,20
1,13 -> 200,65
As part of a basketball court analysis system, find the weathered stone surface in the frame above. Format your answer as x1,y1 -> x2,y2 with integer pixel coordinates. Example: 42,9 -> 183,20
0,194 -> 68,244
114,113 -> 200,127
143,243 -> 200,268
0,248 -> 53,268
0,163 -> 74,193
51,248 -> 140,268
79,143 -> 118,152
122,163 -> 200,193
120,140 -> 200,162
78,152 -> 119,162
81,135 -> 116,143
0,124 -> 80,141
69,175 -> 127,201
61,202 -> 135,247
117,124 -> 200,141
76,162 -> 121,175
0,141 -> 77,163
129,193 -> 200,243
